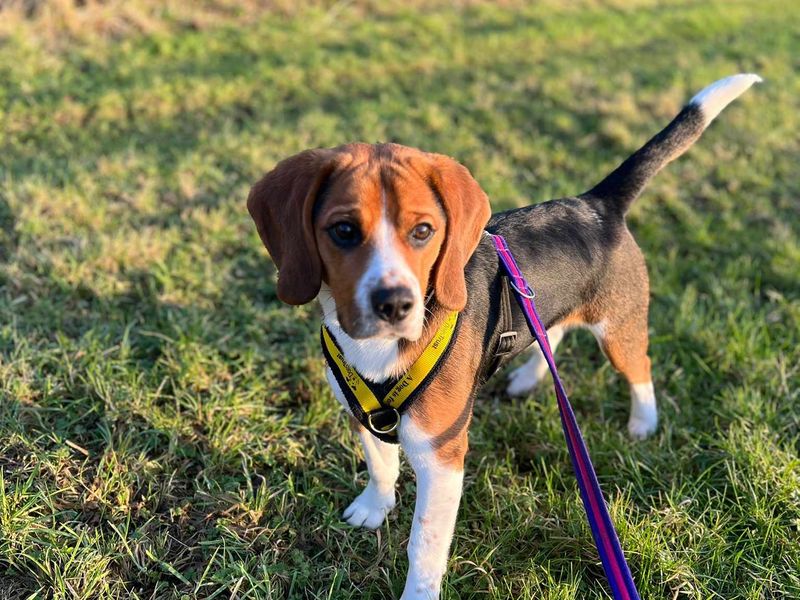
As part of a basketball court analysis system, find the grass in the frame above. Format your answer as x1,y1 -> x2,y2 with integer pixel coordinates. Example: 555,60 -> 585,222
0,0 -> 798,598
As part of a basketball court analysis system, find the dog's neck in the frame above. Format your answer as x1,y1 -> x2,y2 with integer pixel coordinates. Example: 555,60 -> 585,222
318,284 -> 403,382
317,283 -> 447,383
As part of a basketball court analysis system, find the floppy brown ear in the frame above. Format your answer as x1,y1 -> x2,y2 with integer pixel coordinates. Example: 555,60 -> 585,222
427,154 -> 492,311
247,149 -> 337,305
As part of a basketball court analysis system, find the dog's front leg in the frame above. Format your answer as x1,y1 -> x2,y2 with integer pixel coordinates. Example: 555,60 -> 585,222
400,418 -> 465,600
343,420 -> 400,529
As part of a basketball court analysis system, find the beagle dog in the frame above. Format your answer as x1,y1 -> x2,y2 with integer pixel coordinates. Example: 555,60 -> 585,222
247,74 -> 759,599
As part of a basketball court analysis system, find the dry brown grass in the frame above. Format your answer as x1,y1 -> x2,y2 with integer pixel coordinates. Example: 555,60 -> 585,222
0,0 -> 297,45
0,0 -> 542,47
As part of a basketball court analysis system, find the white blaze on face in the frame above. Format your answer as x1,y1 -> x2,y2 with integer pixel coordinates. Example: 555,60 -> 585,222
355,190 -> 424,340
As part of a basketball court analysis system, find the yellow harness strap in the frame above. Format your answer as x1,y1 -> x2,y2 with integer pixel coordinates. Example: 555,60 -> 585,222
321,311 -> 459,439
321,327 -> 383,414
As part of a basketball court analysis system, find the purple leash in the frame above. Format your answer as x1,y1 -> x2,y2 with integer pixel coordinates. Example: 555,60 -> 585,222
490,233 -> 640,600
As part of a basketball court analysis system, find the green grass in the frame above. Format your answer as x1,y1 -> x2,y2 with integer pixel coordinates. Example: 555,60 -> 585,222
1,0 -> 799,598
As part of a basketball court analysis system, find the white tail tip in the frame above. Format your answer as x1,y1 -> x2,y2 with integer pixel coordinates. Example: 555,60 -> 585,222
690,73 -> 762,125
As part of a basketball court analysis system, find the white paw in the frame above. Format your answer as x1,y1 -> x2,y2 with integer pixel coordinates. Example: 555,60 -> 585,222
628,382 -> 658,440
627,410 -> 658,440
342,483 -> 396,529
400,575 -> 442,600
399,588 -> 439,600
506,361 -> 544,396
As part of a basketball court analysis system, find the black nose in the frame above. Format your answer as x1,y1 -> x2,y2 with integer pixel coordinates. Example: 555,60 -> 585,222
370,287 -> 415,324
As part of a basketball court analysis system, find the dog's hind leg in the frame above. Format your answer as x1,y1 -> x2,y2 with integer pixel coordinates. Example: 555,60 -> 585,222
343,419 -> 400,529
506,325 -> 565,396
590,314 -> 657,440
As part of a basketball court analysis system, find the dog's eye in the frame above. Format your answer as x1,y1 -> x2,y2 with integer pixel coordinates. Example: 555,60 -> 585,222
410,223 -> 434,244
328,221 -> 362,248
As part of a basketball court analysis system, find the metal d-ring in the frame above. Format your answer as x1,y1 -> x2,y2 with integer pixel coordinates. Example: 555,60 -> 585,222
510,279 -> 536,299
367,407 -> 400,434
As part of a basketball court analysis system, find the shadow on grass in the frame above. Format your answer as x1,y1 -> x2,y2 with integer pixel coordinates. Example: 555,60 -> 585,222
0,195 -> 18,262
0,221 -> 353,593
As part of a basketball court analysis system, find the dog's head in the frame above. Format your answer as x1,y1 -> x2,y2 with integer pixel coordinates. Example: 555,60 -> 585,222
247,143 -> 491,341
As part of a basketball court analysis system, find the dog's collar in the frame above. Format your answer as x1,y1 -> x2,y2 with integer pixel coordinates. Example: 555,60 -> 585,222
321,311 -> 460,443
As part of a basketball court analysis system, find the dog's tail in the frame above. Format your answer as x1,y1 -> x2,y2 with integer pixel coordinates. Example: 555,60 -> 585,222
582,73 -> 761,214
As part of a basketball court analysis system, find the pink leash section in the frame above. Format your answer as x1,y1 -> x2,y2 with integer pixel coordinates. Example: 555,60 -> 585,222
490,233 -> 640,600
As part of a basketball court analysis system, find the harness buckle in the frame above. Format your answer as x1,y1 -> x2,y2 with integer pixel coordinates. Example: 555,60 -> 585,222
367,407 -> 401,435
495,331 -> 517,356
509,279 -> 536,300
